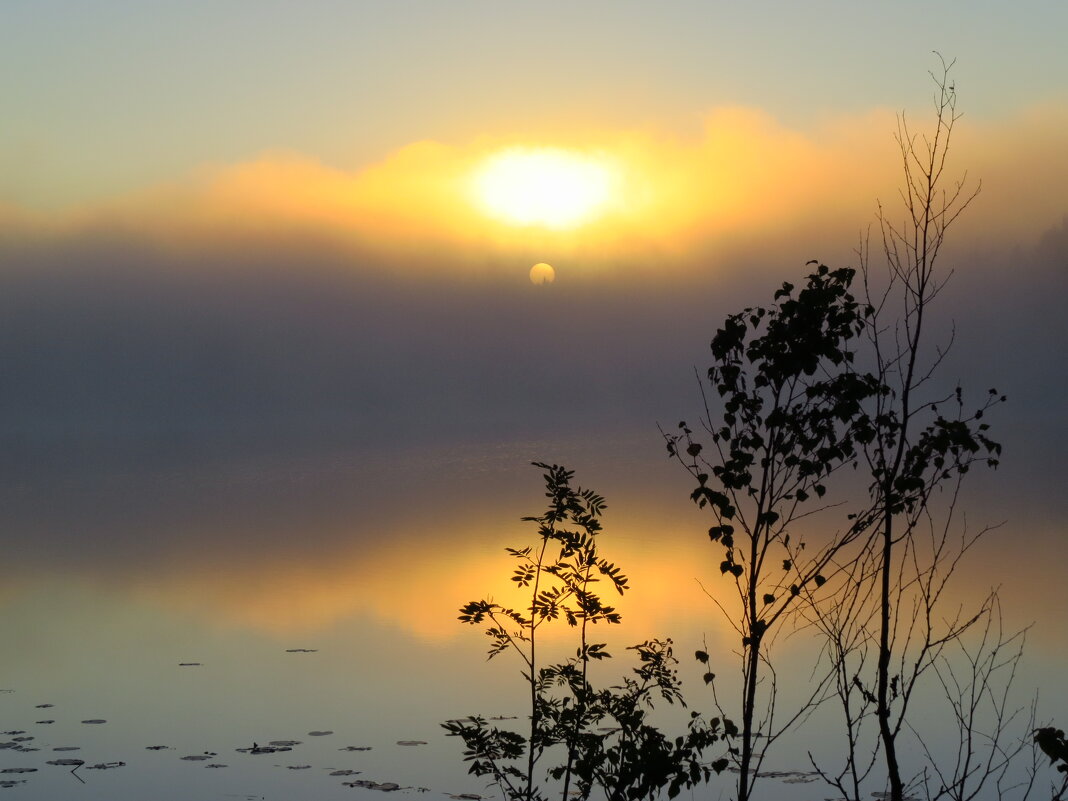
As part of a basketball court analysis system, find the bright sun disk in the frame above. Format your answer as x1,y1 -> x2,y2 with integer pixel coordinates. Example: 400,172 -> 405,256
472,147 -> 613,228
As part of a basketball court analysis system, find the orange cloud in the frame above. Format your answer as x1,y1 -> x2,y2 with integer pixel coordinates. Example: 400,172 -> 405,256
5,102 -> 1066,274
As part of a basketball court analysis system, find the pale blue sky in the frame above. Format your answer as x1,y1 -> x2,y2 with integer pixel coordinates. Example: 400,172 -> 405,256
3,1 -> 1066,208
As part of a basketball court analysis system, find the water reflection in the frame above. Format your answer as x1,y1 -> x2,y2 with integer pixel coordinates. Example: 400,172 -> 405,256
1,437 -> 1065,800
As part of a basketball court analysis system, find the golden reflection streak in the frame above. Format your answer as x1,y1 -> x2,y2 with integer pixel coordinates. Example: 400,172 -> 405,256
125,525 -> 735,652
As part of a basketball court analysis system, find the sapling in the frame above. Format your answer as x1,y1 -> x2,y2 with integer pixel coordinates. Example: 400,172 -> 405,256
443,462 -> 730,801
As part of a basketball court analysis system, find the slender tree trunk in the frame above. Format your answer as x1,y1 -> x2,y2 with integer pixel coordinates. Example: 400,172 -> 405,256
876,507 -> 903,801
738,636 -> 761,801
560,556 -> 592,801
526,538 -> 551,801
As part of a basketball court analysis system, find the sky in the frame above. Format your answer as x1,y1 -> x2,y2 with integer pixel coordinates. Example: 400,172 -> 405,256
1,1 -> 1066,659
4,1 -> 1068,210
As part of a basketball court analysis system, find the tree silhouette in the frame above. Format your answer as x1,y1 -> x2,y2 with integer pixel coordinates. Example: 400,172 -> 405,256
444,463 -> 730,801
663,263 -> 882,801
665,55 -> 1032,801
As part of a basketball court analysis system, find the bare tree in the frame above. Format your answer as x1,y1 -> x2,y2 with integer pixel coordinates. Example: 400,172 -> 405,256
806,55 -> 1034,801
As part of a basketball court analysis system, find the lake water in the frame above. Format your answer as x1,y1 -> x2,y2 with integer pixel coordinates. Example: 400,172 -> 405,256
2,432 -> 1064,801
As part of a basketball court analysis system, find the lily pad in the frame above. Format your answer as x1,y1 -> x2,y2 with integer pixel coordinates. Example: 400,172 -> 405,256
53,747 -> 81,752
239,745 -> 292,754
81,719 -> 107,724
396,740 -> 428,746
345,780 -> 402,792
308,730 -> 333,737
46,759 -> 85,767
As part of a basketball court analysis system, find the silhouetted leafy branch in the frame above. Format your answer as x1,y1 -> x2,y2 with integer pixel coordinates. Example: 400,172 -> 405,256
1034,726 -> 1068,801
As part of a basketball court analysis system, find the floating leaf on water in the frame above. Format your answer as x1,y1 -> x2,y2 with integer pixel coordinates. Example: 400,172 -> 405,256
0,781 -> 27,788
36,720 -> 54,724
206,764 -> 228,769
11,737 -> 33,742
46,759 -> 85,767
308,731 -> 333,737
287,765 -> 312,770
239,746 -> 292,754
86,762 -> 125,770
269,740 -> 301,747
488,715 -> 517,721
145,745 -> 171,750
330,769 -> 361,776
339,746 -> 372,751
81,719 -> 107,724
35,704 -> 53,708
1,732 -> 25,736
345,780 -> 402,792
178,662 -> 202,667
0,769 -> 36,774
181,755 -> 212,761
53,747 -> 80,752
448,794 -> 483,800
396,740 -> 428,746
285,648 -> 318,653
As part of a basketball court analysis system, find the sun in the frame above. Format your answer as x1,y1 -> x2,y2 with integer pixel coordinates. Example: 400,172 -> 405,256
530,262 -> 555,284
471,147 -> 614,228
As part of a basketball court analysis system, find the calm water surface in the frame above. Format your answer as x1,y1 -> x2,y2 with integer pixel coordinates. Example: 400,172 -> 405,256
2,437 -> 1063,800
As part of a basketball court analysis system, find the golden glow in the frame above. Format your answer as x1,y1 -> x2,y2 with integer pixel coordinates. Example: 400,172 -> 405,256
120,519 -> 733,648
20,103 -> 1068,274
472,147 -> 615,228
529,262 -> 555,284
